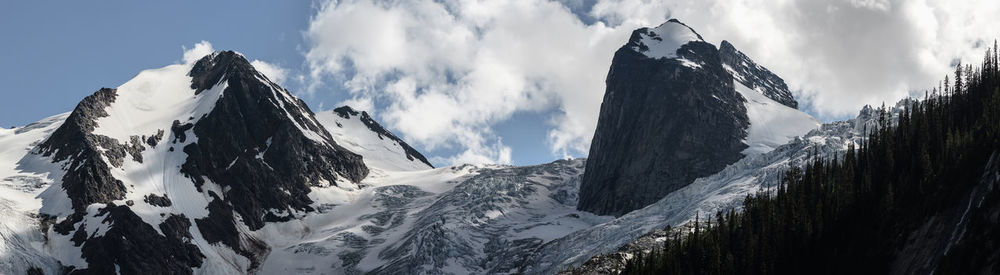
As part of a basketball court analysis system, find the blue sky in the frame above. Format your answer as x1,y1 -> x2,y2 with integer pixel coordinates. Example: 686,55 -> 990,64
3,0 -> 995,167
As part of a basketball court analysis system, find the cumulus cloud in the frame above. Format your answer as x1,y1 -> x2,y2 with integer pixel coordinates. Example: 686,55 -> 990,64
304,0 -> 664,164
303,0 -> 999,164
182,41 -> 215,64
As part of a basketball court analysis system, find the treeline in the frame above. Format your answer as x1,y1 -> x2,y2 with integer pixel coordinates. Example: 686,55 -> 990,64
622,43 -> 1000,274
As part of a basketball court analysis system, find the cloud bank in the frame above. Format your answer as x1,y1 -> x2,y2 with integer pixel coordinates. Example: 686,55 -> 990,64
304,0 -> 662,164
303,0 -> 1000,165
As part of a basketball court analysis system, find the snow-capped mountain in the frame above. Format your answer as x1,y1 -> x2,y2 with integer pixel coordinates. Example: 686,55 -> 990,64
0,51 -> 379,274
578,19 -> 819,217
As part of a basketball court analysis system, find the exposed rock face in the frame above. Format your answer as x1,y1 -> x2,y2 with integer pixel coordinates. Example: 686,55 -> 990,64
718,40 -> 798,109
577,20 -> 750,217
181,51 -> 368,229
71,205 -> 204,275
36,88 -> 128,212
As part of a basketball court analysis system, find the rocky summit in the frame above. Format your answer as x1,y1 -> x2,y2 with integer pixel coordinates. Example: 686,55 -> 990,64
577,19 -> 814,217
577,19 -> 750,217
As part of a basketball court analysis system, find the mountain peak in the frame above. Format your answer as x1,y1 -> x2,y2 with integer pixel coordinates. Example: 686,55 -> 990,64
189,50 -> 253,94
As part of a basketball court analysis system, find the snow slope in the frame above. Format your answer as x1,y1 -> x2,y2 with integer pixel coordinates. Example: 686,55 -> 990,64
735,81 -> 821,155
92,63 -> 220,141
315,108 -> 433,173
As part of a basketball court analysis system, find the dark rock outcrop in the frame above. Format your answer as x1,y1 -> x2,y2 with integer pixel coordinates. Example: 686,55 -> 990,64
333,106 -> 433,168
577,21 -> 750,216
143,194 -> 172,207
35,88 -> 128,212
718,40 -> 798,109
68,205 -> 204,275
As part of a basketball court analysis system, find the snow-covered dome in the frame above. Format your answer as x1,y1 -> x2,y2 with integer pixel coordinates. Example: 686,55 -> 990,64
631,19 -> 705,59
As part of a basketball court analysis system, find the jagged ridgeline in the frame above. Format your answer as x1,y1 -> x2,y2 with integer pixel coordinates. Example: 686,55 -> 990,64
621,45 -> 1000,274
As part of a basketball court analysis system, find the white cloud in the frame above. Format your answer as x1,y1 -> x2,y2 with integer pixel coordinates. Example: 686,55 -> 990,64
305,0 -> 662,164
250,60 -> 289,85
304,0 -> 1000,165
182,41 -> 214,64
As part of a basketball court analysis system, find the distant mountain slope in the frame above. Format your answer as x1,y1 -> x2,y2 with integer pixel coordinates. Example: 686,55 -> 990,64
315,106 -> 433,172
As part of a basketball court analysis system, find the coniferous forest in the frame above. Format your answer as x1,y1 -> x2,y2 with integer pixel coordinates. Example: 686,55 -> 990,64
623,44 -> 1000,274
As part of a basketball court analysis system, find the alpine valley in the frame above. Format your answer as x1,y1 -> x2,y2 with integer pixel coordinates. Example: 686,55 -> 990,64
2,19 -> 998,275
